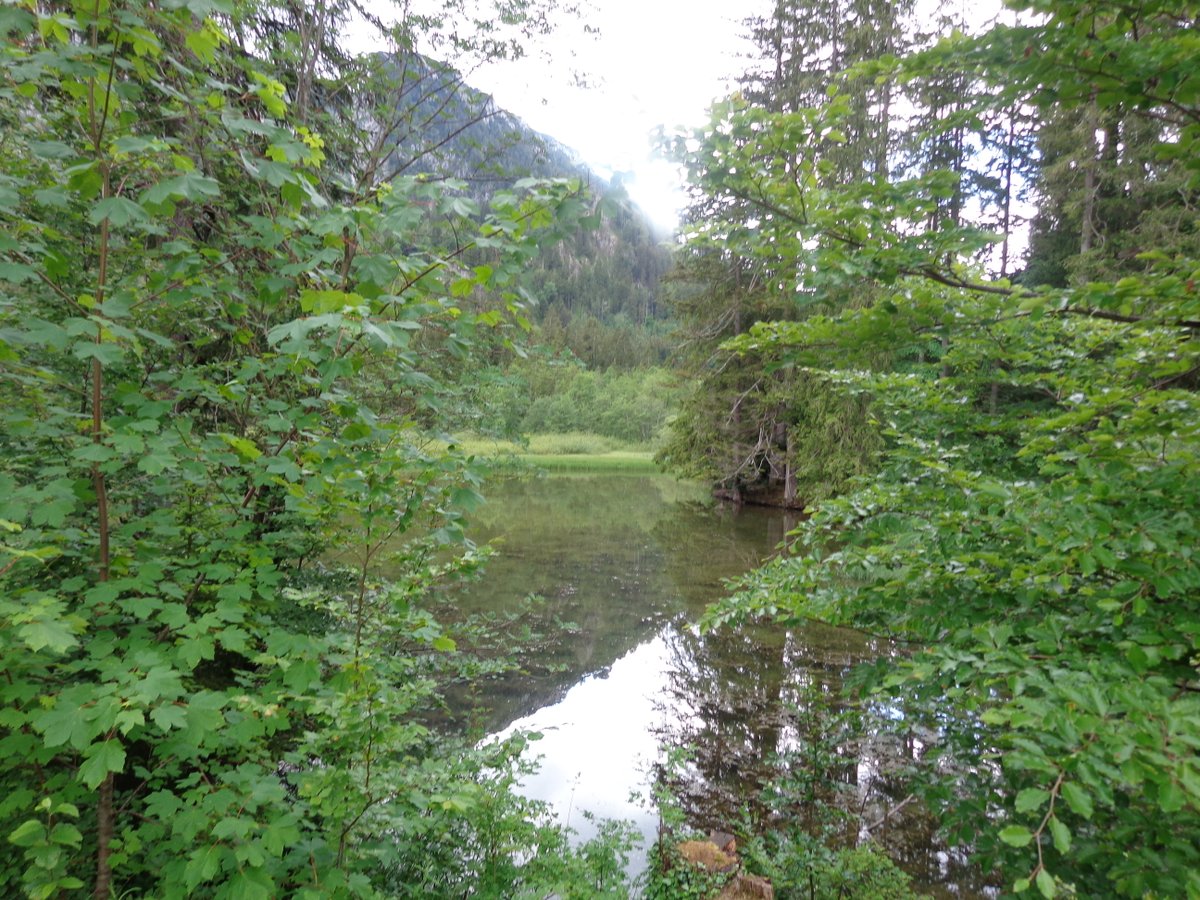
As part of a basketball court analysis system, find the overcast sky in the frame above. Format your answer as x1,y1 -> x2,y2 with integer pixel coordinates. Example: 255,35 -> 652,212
352,0 -> 1006,232
350,0 -> 764,230
460,0 -> 1011,232
466,0 -> 765,230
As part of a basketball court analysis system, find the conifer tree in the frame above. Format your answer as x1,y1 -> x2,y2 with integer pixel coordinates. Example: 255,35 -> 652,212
695,1 -> 1200,893
659,0 -> 914,504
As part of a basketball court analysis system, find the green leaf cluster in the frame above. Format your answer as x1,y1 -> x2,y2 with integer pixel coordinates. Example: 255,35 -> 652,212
0,0 -> 625,896
685,1 -> 1200,895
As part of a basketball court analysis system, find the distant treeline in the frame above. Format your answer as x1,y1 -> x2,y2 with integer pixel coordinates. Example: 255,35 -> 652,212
464,358 -> 682,445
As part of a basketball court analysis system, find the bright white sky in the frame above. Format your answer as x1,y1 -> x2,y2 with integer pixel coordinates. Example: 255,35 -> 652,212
352,0 -> 1009,233
354,0 -> 765,231
467,0 -> 765,231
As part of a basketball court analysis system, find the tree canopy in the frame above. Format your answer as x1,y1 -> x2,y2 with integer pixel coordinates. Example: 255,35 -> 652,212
0,0 -> 640,896
680,0 -> 1200,895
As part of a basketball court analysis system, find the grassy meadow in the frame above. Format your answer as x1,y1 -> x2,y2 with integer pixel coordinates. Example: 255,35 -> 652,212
448,432 -> 659,472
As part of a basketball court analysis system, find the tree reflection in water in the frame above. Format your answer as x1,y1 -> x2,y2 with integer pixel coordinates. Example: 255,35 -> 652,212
410,476 -> 994,894
653,618 -> 993,897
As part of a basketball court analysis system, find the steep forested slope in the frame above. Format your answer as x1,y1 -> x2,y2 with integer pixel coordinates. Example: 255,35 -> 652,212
370,49 -> 674,370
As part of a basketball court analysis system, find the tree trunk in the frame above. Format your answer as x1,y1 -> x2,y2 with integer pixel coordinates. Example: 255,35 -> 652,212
1000,107 -> 1016,278
94,773 -> 113,899
1081,97 -> 1100,255
783,427 -> 798,506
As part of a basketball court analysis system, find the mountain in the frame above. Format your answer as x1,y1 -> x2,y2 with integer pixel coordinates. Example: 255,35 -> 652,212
376,51 -> 675,369
376,52 -> 594,193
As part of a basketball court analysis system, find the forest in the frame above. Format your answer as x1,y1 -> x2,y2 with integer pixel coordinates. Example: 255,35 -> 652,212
1,0 -> 1198,898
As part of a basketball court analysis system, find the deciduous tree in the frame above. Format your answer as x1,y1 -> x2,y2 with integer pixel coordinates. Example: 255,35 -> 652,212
0,0 -> 601,895
695,0 -> 1200,894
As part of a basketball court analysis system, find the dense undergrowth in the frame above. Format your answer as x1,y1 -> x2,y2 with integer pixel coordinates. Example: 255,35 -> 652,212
0,0 -> 650,894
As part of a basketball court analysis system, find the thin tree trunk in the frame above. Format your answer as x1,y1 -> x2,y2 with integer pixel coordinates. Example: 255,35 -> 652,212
1081,97 -> 1100,255
875,77 -> 892,178
1000,107 -> 1016,278
783,427 -> 798,506
88,32 -> 115,886
94,773 -> 114,900
91,177 -> 114,900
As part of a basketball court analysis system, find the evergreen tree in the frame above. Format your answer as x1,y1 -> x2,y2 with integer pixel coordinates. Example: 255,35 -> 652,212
659,0 -> 916,505
1024,83 -> 1200,287
696,1 -> 1200,893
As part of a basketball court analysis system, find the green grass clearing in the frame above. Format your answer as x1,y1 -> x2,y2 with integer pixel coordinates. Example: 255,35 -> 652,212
444,432 -> 658,473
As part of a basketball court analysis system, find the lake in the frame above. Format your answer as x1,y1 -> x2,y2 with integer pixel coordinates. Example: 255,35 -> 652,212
435,472 -> 986,896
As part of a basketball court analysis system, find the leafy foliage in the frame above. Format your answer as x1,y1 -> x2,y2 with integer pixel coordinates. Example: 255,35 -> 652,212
686,0 -> 1200,896
467,355 -> 681,444
0,0 -> 626,896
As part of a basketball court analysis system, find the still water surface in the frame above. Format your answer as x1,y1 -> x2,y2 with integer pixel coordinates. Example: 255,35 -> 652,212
437,472 -> 982,895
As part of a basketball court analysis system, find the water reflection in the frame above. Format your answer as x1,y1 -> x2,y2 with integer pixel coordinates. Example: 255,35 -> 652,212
440,473 -> 986,895
490,634 -> 673,876
655,622 -> 988,896
436,474 -> 784,733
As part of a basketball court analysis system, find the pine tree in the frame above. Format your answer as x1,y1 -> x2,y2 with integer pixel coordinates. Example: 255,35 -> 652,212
660,0 -> 914,505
